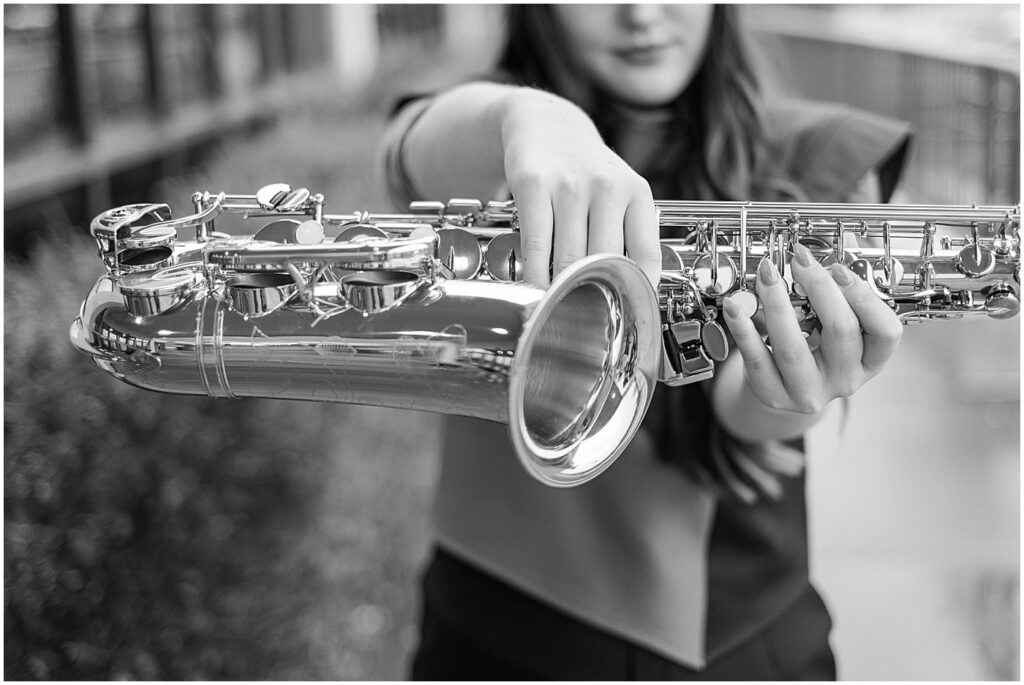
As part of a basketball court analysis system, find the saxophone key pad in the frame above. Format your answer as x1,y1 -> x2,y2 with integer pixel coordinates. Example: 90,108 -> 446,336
226,272 -> 297,317
955,243 -> 996,278
340,270 -> 425,314
436,227 -> 482,279
273,187 -> 311,212
256,183 -> 294,211
726,290 -> 759,319
983,284 -> 1021,320
660,243 -> 684,271
691,252 -> 738,295
113,246 -> 176,275
255,218 -> 326,245
872,257 -> 905,290
335,224 -> 390,242
110,221 -> 177,273
700,320 -> 729,362
484,232 -> 524,281
117,266 -> 202,318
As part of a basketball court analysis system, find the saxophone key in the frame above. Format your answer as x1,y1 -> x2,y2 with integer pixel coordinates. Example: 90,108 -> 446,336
726,290 -> 759,319
872,257 -> 905,290
984,284 -> 1021,320
484,232 -> 524,281
660,243 -> 684,271
339,270 -> 426,314
255,218 -> 325,245
700,320 -> 729,362
335,224 -> 390,242
955,243 -> 996,278
660,319 -> 716,384
113,246 -> 176,274
274,187 -> 311,212
436,227 -> 482,279
255,183 -> 294,211
691,252 -> 737,295
818,250 -> 858,268
118,266 -> 202,318
226,272 -> 298,318
91,203 -> 173,241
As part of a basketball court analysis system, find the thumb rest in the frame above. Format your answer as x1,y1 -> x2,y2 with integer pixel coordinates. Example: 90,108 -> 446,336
71,183 -> 1020,486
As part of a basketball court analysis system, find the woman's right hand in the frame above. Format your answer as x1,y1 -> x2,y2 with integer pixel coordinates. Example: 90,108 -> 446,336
497,89 -> 662,288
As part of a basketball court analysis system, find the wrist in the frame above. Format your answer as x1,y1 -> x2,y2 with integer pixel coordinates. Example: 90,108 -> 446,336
711,355 -> 825,442
497,87 -> 600,147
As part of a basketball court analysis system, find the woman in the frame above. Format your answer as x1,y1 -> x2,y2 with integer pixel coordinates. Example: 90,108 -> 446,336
381,5 -> 910,679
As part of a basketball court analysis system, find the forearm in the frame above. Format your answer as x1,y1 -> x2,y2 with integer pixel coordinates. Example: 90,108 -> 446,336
398,82 -> 599,202
710,352 -> 829,442
384,80 -> 661,286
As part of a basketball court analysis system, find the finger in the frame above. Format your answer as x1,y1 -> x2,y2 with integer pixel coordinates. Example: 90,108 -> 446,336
728,448 -> 784,501
586,190 -> 626,258
512,183 -> 554,287
831,263 -> 903,374
722,295 -> 786,403
757,258 -> 820,392
551,191 -> 589,279
623,195 -> 662,289
790,244 -> 863,373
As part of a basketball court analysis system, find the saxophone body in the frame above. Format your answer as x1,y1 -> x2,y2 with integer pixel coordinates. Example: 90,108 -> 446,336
71,187 -> 662,487
71,184 -> 1020,486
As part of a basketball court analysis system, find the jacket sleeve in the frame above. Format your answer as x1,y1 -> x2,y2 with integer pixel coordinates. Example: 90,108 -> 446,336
379,71 -> 521,209
379,94 -> 436,209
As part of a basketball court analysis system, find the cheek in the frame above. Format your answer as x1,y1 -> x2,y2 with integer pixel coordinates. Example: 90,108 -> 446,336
670,4 -> 715,34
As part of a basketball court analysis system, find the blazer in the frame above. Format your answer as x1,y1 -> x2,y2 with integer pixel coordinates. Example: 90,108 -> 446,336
381,91 -> 911,668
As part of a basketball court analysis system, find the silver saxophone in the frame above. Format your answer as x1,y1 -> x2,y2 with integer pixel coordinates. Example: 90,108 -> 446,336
71,183 -> 1020,486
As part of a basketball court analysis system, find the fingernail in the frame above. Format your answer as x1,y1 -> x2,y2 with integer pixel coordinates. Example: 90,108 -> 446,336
722,296 -> 738,318
831,263 -> 853,286
793,243 -> 815,267
758,258 -> 778,285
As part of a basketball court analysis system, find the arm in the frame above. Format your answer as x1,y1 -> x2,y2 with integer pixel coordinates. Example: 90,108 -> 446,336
384,82 -> 663,287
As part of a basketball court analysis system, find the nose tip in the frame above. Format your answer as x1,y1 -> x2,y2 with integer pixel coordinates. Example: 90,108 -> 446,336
619,3 -> 664,28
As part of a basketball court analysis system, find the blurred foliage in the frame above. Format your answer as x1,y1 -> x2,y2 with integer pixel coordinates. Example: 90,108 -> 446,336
5,75 -> 444,679
5,228 -> 341,679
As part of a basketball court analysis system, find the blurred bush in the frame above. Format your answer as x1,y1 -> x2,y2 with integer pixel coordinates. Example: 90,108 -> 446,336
5,227 -> 338,679
5,83 -> 444,680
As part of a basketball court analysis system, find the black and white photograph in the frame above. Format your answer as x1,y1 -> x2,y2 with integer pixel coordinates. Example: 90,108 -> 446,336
4,3 -> 1020,681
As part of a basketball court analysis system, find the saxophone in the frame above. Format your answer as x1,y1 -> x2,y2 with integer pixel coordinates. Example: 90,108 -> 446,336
70,184 -> 1020,486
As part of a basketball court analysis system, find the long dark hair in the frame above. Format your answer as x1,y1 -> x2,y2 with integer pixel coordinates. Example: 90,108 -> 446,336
496,5 -> 778,201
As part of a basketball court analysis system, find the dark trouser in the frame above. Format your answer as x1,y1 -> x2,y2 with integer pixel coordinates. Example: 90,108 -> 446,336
410,548 -> 836,681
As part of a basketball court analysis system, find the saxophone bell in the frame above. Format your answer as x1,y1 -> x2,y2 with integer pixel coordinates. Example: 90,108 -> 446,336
508,255 -> 661,486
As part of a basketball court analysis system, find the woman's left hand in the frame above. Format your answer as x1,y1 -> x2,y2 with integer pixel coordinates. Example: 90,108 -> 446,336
721,242 -> 904,416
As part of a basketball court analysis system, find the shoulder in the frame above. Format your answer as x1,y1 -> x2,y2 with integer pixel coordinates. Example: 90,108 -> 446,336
762,97 -> 912,202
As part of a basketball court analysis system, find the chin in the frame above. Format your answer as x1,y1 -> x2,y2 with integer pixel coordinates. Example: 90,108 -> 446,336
616,83 -> 687,108
608,68 -> 692,107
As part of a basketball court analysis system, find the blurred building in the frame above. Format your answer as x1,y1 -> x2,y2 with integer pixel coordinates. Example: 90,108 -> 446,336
2,4 -> 473,254
750,4 -> 1020,205
4,4 -> 1019,255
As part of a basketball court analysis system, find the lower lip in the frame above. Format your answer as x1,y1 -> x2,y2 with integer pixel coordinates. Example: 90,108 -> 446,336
616,45 -> 668,66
